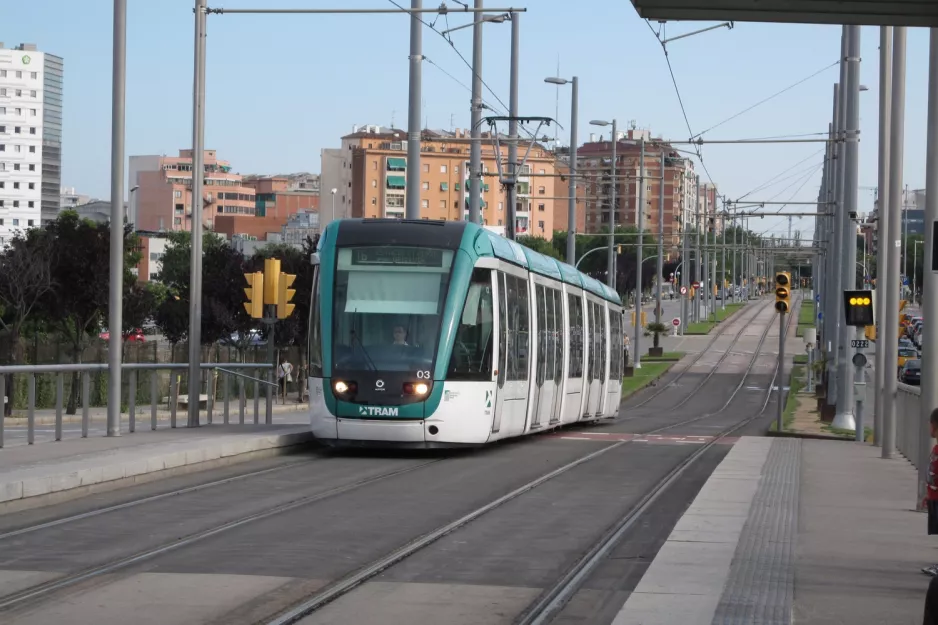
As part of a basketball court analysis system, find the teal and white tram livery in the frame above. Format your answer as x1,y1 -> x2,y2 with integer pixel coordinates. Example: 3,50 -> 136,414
307,218 -> 624,447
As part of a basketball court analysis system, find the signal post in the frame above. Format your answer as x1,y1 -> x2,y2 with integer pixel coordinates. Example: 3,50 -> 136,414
243,258 -> 297,422
774,272 -> 792,432
843,290 -> 874,441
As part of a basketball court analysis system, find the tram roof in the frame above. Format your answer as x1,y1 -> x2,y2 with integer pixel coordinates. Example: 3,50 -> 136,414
475,226 -> 621,305
628,0 -> 938,26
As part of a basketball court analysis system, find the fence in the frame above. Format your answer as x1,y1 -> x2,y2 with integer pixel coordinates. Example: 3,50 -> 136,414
0,362 -> 276,448
895,383 -> 931,472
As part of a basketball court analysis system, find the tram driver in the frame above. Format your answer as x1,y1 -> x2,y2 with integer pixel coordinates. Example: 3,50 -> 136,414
392,325 -> 409,346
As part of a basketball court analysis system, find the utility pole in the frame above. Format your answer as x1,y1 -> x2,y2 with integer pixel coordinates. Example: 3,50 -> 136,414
633,134 -> 642,368
566,78 -> 578,264
107,0 -> 127,436
505,11 -> 519,239
611,121 -> 620,288
695,176 -> 701,323
826,82 -> 843,408
188,0 -> 207,428
468,0 -> 483,225
883,26 -> 907,460
732,207 -> 738,303
681,194 -> 689,333
405,0 -> 422,220
720,205 -> 726,310
656,149 -> 665,326
834,25 -> 861,431
919,27 -> 938,500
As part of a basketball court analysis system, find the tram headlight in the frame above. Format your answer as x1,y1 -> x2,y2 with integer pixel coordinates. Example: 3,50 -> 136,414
334,380 -> 356,394
403,382 -> 430,396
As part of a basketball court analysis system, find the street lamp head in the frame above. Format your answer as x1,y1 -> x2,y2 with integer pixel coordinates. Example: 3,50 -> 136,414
331,188 -> 337,195
544,77 -> 569,85
859,84 -> 869,92
590,120 -> 611,127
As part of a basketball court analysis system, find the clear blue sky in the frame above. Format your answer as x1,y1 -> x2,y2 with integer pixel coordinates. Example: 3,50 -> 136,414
4,1 -> 933,240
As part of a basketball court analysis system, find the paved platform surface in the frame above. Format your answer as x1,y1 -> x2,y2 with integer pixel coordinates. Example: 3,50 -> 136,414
0,422 -> 314,510
612,436 -> 931,625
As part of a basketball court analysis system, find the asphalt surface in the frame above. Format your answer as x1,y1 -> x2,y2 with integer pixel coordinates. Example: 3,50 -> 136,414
0,298 -> 791,625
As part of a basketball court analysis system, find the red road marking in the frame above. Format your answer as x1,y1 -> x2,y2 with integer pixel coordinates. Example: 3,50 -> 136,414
549,431 -> 740,445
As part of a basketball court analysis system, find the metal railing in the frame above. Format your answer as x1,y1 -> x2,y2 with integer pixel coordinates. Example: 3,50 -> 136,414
895,382 -> 929,469
0,362 -> 276,448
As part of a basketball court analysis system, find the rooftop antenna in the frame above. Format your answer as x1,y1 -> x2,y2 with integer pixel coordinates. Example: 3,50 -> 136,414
554,55 -> 560,145
390,109 -> 396,128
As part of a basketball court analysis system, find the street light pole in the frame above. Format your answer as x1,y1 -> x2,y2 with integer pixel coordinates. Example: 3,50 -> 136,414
695,175 -> 701,323
188,0 -> 207,428
506,11 -> 519,240
405,0 -> 422,220
681,188 -> 689,334
107,0 -> 127,437
634,134 -> 643,368
656,149 -> 665,326
544,75 -> 579,264
721,203 -> 726,311
468,0 -> 483,225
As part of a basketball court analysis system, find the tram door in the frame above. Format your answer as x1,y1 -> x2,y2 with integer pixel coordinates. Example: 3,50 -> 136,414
529,281 -> 558,431
584,298 -> 604,418
491,270 -> 531,438
562,290 -> 585,424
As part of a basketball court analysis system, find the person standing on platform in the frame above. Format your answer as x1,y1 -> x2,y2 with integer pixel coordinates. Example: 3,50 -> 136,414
921,409 -> 938,577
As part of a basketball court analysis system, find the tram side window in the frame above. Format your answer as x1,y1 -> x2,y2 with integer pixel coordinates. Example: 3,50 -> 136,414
593,303 -> 602,381
553,289 -> 564,383
586,301 -> 595,383
609,310 -> 620,380
545,286 -> 555,385
599,305 -> 607,383
510,275 -> 530,381
497,273 -> 508,387
535,284 -> 546,386
308,266 -> 323,377
567,293 -> 583,378
447,268 -> 494,381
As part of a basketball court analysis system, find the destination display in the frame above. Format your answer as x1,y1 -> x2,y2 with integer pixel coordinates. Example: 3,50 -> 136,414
351,247 -> 444,267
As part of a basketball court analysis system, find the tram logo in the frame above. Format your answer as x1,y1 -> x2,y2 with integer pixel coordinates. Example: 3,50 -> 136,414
359,406 -> 399,417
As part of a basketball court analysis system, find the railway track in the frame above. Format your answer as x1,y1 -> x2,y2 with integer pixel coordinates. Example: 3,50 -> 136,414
0,298 -> 798,625
625,298 -> 772,410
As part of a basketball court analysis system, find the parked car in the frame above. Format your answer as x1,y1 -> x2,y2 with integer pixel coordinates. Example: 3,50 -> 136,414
900,359 -> 921,385
99,328 -> 146,342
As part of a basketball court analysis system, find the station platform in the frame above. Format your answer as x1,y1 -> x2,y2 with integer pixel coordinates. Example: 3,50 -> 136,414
0,420 -> 314,513
613,436 -> 931,625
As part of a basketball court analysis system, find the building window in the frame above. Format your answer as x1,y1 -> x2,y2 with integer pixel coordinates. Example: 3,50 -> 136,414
27,219 -> 34,226
371,179 -> 377,188
422,164 -> 430,173
498,202 -> 504,211
0,182 -> 3,188
439,200 -> 446,209
30,91 -> 36,98
371,197 -> 377,205
27,201 -> 33,208
14,90 -> 21,97
28,182 -> 34,190
538,203 -> 545,212
30,72 -> 37,79
539,169 -> 545,174
0,145 -> 4,152
29,127 -> 35,134
14,127 -> 20,134
13,164 -> 19,171
27,164 -> 34,171
12,202 -> 19,208
454,166 -> 459,174
440,182 -> 448,191
29,109 -> 35,116
12,219 -> 19,226
13,182 -> 19,189
28,146 -> 34,153
440,165 -> 447,173
538,221 -> 545,231
0,71 -> 4,77
0,89 -> 5,96
15,71 -> 22,79
538,186 -> 545,194
422,181 -> 429,190
372,160 -> 378,170
174,190 -> 182,198
421,199 -> 429,208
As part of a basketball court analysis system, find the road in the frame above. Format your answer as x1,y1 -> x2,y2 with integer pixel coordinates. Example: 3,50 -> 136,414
0,298 -> 795,625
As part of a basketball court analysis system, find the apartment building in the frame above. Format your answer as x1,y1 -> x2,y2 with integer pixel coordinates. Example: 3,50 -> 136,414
0,43 -> 64,245
129,149 -> 256,233
320,124 -> 560,238
242,174 -> 319,219
576,128 -> 699,248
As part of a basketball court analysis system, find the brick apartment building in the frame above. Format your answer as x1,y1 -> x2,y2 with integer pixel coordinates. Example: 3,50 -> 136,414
320,125 -> 563,239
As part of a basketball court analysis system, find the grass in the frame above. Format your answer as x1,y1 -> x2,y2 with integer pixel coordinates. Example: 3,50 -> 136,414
796,300 -> 816,338
621,361 -> 676,400
643,351 -> 685,361
825,424 -> 873,441
770,363 -> 805,432
684,302 -> 745,335
793,354 -> 809,365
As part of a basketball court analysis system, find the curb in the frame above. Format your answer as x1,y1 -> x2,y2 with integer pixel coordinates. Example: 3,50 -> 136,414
4,405 -> 310,426
766,430 -> 856,441
0,428 -> 316,512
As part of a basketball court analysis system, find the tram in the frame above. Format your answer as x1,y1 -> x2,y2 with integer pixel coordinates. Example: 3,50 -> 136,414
307,218 -> 624,447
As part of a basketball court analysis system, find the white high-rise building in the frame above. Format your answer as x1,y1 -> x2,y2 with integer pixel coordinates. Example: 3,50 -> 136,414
0,43 -> 64,247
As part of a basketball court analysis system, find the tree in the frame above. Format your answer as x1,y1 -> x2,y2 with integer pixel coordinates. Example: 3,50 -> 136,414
36,211 -> 141,413
516,235 -> 562,260
123,282 -> 167,333
0,229 -> 55,416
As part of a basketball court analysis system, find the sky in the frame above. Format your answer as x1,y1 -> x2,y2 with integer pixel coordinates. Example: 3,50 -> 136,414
4,1 -> 935,241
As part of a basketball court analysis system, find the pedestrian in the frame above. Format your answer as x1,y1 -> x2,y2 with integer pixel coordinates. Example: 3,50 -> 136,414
926,574 -> 938,625
922,408 -> 938,577
278,356 -> 294,403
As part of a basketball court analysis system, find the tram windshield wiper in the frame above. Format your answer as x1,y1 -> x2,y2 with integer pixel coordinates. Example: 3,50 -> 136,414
349,331 -> 377,371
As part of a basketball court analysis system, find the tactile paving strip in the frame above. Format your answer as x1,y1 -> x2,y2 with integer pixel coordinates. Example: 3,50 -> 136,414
711,438 -> 801,624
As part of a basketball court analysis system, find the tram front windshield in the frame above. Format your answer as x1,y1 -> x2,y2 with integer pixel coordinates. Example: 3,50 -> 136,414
332,246 -> 453,374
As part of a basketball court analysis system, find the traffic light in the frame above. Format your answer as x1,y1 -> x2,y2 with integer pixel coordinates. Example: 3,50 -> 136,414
277,272 -> 297,319
263,258 -> 281,305
244,271 -> 264,318
774,272 -> 791,313
844,289 -> 874,327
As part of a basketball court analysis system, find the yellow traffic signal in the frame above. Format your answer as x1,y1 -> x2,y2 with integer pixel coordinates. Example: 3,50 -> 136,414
774,272 -> 791,313
244,271 -> 264,318
844,289 -> 874,327
264,258 -> 281,305
277,272 -> 297,319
